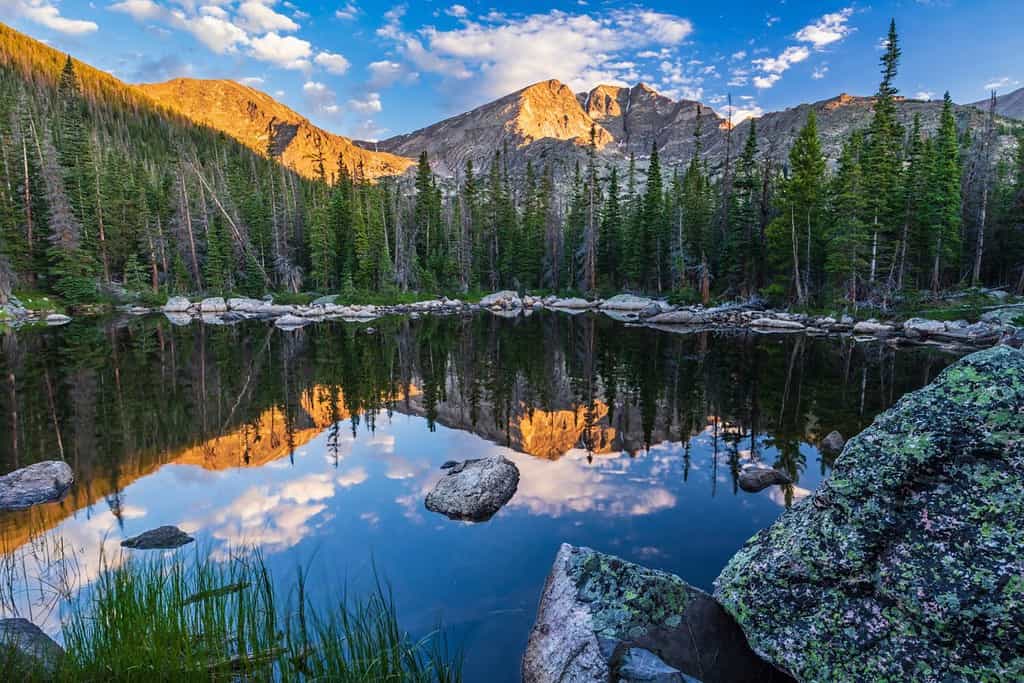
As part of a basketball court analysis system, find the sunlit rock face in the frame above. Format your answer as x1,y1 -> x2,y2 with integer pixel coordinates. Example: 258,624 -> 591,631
715,346 -> 1024,682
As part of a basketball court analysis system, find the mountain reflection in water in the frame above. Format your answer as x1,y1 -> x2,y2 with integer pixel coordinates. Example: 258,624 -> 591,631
0,311 -> 960,681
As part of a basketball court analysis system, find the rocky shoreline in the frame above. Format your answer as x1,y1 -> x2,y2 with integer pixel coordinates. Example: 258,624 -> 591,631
4,289 -> 1022,351
523,345 -> 1024,682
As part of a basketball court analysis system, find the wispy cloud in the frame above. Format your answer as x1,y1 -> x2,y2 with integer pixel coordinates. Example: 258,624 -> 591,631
10,0 -> 98,35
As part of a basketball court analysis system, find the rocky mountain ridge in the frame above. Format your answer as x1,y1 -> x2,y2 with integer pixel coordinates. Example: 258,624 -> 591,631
970,86 -> 1024,121
359,78 -> 1017,177
135,78 -> 414,180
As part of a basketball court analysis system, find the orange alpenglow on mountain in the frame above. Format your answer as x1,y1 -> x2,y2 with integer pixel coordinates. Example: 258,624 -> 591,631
136,78 -> 415,180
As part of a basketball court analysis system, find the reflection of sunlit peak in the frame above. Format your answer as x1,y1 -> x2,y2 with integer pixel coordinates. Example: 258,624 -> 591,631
516,402 -> 617,460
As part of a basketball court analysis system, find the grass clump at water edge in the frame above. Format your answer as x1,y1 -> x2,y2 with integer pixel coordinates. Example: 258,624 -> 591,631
2,549 -> 461,682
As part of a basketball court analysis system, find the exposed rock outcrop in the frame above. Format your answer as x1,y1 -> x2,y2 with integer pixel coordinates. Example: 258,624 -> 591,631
424,456 -> 520,522
0,618 -> 64,674
0,461 -> 74,511
121,525 -> 195,550
737,466 -> 792,493
714,346 -> 1024,682
522,544 -> 789,683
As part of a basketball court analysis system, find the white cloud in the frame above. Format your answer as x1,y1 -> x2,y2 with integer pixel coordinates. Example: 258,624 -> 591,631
239,75 -> 264,86
445,4 -> 468,18
983,76 -> 1019,92
730,50 -> 747,61
13,0 -> 99,35
236,1 -> 299,34
812,65 -> 829,80
367,59 -> 414,88
335,2 -> 359,20
314,50 -> 350,74
378,7 -> 696,101
752,46 -> 810,74
795,8 -> 854,49
108,0 -> 163,21
250,31 -> 312,70
914,90 -> 936,100
753,73 -> 781,89
347,92 -> 382,113
179,12 -> 250,53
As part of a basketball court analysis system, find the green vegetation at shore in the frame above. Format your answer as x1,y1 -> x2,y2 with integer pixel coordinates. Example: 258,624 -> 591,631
2,550 -> 461,682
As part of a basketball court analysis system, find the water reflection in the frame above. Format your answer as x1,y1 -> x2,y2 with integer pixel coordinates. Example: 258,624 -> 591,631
0,312 -> 960,680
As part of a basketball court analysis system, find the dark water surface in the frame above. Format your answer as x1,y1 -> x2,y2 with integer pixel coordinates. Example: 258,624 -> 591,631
0,311 -> 962,680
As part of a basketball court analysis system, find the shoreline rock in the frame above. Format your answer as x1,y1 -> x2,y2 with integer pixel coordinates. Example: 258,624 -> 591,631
0,461 -> 74,512
0,618 -> 64,674
522,544 -> 790,683
714,345 -> 1024,682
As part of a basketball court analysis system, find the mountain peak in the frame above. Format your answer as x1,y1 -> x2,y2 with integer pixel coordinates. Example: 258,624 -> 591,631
136,78 -> 414,179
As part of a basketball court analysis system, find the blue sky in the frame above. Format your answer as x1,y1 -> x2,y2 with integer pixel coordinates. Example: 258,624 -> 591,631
2,0 -> 1022,140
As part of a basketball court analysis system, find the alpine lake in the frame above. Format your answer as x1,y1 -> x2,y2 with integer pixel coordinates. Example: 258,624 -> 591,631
0,309 -> 964,681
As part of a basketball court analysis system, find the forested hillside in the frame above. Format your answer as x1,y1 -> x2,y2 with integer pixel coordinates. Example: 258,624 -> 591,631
0,19 -> 1022,311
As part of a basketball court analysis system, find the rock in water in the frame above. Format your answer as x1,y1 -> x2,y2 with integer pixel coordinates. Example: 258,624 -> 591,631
163,296 -> 191,312
618,648 -> 688,682
0,461 -> 73,511
424,456 -> 519,522
121,525 -> 195,550
0,618 -> 64,674
714,346 -> 1024,682
737,466 -> 792,493
820,430 -> 845,456
522,544 -> 788,683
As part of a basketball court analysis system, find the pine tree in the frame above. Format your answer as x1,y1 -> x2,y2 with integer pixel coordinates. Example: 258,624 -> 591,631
768,110 -> 826,304
927,92 -> 962,291
599,166 -> 621,288
826,132 -> 869,303
862,19 -> 905,288
639,142 -> 664,291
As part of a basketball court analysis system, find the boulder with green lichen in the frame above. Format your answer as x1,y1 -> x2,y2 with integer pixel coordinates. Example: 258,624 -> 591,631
714,345 -> 1024,682
522,543 -> 789,683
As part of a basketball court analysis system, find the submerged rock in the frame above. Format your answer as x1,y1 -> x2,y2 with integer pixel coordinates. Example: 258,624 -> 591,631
618,647 -> 688,682
424,456 -> 519,522
0,618 -> 64,674
714,346 -> 1024,682
274,314 -> 309,329
0,461 -> 74,511
819,430 -> 846,456
522,544 -> 788,683
121,525 -> 194,550
737,466 -> 792,493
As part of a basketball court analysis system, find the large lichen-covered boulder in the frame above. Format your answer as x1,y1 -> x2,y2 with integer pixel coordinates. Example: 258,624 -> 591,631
714,345 -> 1024,682
523,544 -> 787,683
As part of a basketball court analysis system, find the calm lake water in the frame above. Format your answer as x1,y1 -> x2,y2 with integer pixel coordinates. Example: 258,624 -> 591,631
0,311 -> 961,680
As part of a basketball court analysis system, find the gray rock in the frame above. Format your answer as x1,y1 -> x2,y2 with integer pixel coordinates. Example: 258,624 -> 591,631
163,296 -> 192,313
440,460 -> 457,470
163,312 -> 193,326
819,430 -> 846,456
199,297 -> 228,313
638,303 -> 665,319
480,290 -> 522,309
425,456 -> 519,522
902,318 -> 947,339
647,310 -> 708,325
715,346 -> 1024,683
0,618 -> 64,674
549,297 -> 593,310
602,294 -> 658,311
0,461 -> 74,511
737,466 -> 792,493
750,318 -> 805,331
522,544 -> 787,683
275,314 -> 309,329
981,305 -> 1024,325
45,313 -> 72,326
311,294 -> 339,305
121,525 -> 194,550
852,320 -> 895,335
